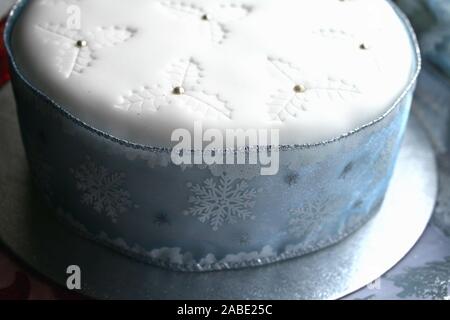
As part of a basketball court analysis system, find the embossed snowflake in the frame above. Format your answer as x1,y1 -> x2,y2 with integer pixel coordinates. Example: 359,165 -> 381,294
116,58 -> 232,119
71,157 -> 133,223
287,195 -> 333,238
389,257 -> 450,300
268,57 -> 361,122
184,174 -> 258,231
36,23 -> 136,78
160,1 -> 251,44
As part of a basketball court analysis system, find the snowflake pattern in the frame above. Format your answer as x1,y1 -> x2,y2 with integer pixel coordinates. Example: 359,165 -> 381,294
184,174 -> 258,231
285,171 -> 300,186
153,212 -> 172,226
71,157 -> 133,223
116,58 -> 232,119
36,23 -> 136,78
287,195 -> 334,239
389,257 -> 450,300
237,232 -> 250,246
160,1 -> 251,44
267,57 -> 361,122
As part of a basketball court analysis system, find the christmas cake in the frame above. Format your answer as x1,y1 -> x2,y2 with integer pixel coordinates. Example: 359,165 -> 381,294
5,0 -> 420,271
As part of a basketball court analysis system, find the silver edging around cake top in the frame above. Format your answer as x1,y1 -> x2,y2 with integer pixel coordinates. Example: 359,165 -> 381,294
4,0 -> 421,154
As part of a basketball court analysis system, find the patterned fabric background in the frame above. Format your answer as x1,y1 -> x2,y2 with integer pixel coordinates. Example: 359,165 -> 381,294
396,0 -> 450,77
0,0 -> 448,300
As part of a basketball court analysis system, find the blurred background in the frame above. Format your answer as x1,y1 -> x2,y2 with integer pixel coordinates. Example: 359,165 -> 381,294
397,0 -> 450,78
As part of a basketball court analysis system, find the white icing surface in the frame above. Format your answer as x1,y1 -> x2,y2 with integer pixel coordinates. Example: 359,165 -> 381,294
12,0 -> 415,146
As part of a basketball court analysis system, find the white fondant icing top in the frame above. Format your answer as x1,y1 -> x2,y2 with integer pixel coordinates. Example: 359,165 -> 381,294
12,0 -> 415,147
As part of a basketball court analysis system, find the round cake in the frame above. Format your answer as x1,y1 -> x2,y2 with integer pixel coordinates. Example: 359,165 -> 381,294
5,0 -> 420,271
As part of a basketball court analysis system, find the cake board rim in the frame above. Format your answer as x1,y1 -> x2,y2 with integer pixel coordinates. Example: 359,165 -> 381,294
0,105 -> 438,300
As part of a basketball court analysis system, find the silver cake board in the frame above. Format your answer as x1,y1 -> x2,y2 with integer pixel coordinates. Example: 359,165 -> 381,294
0,84 -> 438,300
